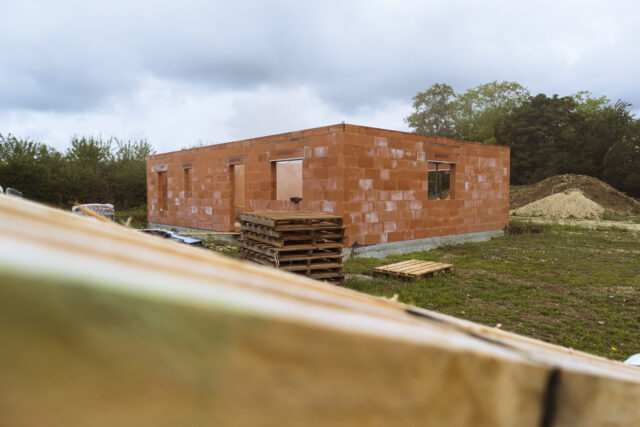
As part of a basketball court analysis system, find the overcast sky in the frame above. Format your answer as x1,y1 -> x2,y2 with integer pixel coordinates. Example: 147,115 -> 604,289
1,0 -> 639,153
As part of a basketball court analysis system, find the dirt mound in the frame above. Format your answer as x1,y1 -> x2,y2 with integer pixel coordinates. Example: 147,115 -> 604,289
510,174 -> 640,216
511,190 -> 604,219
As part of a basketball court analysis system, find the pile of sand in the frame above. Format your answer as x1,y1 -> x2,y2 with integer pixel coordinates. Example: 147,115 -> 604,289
511,174 -> 640,216
511,190 -> 605,219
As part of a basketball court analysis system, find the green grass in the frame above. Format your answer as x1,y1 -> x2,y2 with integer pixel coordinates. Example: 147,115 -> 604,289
204,236 -> 241,258
114,205 -> 148,229
600,214 -> 640,224
343,220 -> 640,361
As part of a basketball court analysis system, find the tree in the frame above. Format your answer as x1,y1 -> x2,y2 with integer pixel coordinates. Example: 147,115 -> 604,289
572,93 -> 634,179
602,121 -> 640,198
405,83 -> 457,137
0,134 -> 66,204
405,81 -> 529,142
110,139 -> 155,209
64,136 -> 114,205
454,81 -> 529,143
407,82 -> 640,195
495,94 -> 581,185
0,132 -> 155,210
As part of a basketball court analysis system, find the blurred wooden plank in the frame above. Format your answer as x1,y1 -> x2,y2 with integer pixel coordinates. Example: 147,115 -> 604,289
0,196 -> 639,426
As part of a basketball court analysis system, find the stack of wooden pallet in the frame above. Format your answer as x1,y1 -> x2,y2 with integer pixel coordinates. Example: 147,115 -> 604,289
239,211 -> 344,284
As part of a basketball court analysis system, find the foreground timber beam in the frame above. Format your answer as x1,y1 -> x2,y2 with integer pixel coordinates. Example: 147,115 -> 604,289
0,195 -> 638,426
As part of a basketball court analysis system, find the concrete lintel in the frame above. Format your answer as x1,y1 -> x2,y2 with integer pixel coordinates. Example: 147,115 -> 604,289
344,229 -> 504,259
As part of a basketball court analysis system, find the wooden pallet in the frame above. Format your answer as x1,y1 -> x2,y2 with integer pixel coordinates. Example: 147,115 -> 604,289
240,247 -> 342,269
241,222 -> 345,241
239,211 -> 343,231
241,230 -> 345,248
239,211 -> 344,284
242,252 -> 344,284
239,239 -> 343,257
373,260 -> 454,280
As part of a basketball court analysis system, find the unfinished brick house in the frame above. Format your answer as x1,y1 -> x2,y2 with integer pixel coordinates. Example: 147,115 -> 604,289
147,124 -> 510,256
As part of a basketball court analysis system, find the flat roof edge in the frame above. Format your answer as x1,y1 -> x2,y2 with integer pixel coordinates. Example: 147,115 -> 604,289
148,123 -> 347,159
148,123 -> 508,159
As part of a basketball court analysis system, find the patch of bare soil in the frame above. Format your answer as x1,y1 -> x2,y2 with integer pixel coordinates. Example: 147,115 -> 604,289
510,174 -> 640,215
511,190 -> 604,219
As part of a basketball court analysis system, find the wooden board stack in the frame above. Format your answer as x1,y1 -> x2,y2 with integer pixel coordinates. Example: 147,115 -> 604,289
238,211 -> 345,284
1,195 -> 639,426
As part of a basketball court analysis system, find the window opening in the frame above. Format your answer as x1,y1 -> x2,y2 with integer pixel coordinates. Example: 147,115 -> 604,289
158,171 -> 168,210
183,168 -> 191,197
232,164 -> 246,218
273,159 -> 303,201
428,162 -> 452,200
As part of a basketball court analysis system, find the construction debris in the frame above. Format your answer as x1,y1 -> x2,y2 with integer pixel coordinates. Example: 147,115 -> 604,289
238,211 -> 345,284
72,203 -> 115,221
374,259 -> 454,280
139,228 -> 204,245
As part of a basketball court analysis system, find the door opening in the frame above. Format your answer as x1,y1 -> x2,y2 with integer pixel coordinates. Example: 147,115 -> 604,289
232,164 -> 246,228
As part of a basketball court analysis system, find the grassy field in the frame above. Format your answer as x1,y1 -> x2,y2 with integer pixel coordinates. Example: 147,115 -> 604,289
202,219 -> 639,360
341,220 -> 640,361
601,214 -> 640,224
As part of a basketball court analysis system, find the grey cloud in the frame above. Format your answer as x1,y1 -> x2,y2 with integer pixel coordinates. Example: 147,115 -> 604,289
1,0 -> 640,116
0,65 -> 135,111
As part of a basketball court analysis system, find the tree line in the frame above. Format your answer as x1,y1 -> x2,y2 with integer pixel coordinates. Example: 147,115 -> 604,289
406,81 -> 640,198
2,82 -> 638,212
0,134 -> 153,210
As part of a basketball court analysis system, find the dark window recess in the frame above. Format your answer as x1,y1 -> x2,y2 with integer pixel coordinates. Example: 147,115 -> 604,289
428,163 -> 452,200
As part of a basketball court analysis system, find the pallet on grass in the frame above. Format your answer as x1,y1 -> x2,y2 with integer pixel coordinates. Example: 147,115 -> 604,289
373,260 -> 454,280
239,211 -> 344,284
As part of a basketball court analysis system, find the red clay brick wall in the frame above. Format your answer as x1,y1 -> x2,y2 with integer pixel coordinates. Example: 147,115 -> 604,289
341,125 -> 509,246
147,125 -> 345,231
147,124 -> 509,245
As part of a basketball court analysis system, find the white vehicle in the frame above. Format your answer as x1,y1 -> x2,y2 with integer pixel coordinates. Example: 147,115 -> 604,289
5,188 -> 23,198
0,186 -> 21,197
